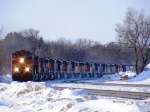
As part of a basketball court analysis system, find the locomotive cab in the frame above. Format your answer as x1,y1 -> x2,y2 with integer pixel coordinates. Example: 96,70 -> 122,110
113,64 -> 119,73
54,60 -> 62,79
61,61 -> 68,78
49,59 -> 55,72
70,61 -> 75,73
11,50 -> 34,81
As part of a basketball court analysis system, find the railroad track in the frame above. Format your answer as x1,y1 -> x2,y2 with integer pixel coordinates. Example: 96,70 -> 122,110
56,87 -> 150,100
62,79 -> 150,87
75,82 -> 150,87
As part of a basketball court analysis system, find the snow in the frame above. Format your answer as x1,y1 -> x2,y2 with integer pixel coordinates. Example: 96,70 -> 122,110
0,74 -> 12,83
119,71 -> 136,78
1,81 -> 150,112
0,66 -> 150,112
131,69 -> 150,82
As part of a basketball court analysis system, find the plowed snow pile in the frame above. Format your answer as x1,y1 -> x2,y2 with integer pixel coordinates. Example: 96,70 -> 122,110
0,75 -> 12,83
127,63 -> 150,84
131,69 -> 150,82
0,81 -> 150,112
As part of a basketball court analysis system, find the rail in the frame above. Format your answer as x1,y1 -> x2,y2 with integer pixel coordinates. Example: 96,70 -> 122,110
56,87 -> 150,100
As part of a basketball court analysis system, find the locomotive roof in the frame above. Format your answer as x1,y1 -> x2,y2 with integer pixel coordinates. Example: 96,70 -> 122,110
12,50 -> 33,55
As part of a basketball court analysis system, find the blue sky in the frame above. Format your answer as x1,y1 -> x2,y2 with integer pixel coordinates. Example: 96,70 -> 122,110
0,0 -> 150,44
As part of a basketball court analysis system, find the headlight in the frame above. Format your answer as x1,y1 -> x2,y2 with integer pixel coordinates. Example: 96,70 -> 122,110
25,67 -> 30,72
14,67 -> 19,72
20,58 -> 24,63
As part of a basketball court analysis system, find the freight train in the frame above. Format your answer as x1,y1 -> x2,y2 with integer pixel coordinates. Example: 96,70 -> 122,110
11,50 -> 133,81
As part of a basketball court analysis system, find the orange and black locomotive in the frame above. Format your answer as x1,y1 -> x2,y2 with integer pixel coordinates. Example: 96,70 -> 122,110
11,50 -> 133,81
11,50 -> 37,81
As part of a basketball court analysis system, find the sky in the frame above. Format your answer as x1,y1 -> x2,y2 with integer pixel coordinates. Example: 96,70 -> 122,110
1,0 -> 150,44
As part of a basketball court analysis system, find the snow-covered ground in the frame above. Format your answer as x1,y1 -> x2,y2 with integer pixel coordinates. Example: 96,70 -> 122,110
1,81 -> 150,112
0,68 -> 150,112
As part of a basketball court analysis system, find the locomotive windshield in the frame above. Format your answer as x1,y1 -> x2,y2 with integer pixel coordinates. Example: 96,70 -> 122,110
12,51 -> 32,59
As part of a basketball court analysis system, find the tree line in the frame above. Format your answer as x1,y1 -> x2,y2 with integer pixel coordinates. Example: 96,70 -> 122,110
0,8 -> 150,75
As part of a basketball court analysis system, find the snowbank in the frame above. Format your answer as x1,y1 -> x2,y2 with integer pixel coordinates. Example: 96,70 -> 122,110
119,71 -> 136,78
0,74 -> 12,83
131,69 -> 150,82
127,63 -> 150,82
0,81 -> 99,112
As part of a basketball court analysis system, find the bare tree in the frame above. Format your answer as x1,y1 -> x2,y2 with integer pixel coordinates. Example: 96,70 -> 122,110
19,28 -> 44,55
116,8 -> 150,74
19,28 -> 39,38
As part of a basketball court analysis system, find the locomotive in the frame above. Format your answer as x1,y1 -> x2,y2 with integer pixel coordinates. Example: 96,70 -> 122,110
11,50 -> 133,81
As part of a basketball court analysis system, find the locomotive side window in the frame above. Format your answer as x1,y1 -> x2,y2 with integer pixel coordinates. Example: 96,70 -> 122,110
26,54 -> 32,59
12,54 -> 17,58
12,53 -> 20,58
